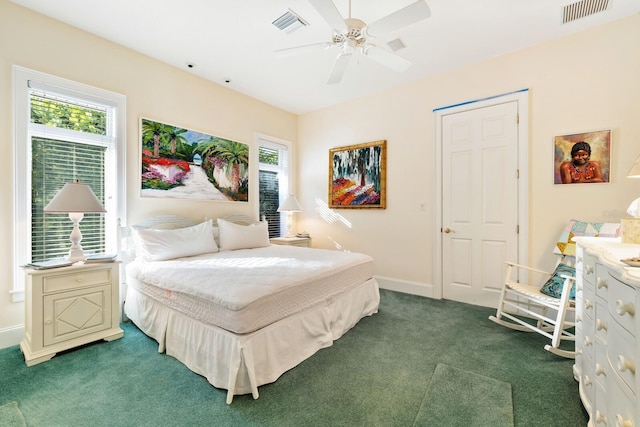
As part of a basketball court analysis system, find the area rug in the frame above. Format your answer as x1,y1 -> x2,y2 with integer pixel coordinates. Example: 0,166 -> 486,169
413,363 -> 514,427
0,401 -> 27,427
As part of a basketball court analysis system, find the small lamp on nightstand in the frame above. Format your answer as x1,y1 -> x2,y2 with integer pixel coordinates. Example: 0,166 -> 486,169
277,195 -> 302,238
44,181 -> 106,262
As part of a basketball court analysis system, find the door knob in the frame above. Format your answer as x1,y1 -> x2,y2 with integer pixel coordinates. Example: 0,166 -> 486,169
443,227 -> 455,233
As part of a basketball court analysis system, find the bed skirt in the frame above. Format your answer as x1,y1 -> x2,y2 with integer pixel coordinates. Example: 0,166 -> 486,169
124,278 -> 380,403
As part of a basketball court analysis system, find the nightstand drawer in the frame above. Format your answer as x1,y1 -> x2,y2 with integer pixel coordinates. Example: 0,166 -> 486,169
43,268 -> 112,293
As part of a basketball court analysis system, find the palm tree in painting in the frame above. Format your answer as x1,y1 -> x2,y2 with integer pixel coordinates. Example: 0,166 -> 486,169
194,138 -> 249,194
168,126 -> 189,155
142,119 -> 168,158
213,140 -> 249,193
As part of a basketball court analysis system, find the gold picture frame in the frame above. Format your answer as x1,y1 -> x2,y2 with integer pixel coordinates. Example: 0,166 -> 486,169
553,129 -> 611,185
329,140 -> 386,209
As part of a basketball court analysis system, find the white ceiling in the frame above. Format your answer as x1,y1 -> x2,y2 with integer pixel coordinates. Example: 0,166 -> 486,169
10,0 -> 640,114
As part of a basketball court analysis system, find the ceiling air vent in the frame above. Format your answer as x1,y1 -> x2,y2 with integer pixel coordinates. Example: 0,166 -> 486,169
273,9 -> 308,34
387,38 -> 406,52
563,0 -> 610,24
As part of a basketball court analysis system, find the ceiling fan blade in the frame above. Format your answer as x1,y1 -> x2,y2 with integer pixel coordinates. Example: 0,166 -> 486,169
362,45 -> 412,72
327,53 -> 350,85
274,42 -> 333,57
365,0 -> 431,37
308,0 -> 347,32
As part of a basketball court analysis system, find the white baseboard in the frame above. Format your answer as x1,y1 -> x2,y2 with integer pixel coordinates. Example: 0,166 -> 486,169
0,324 -> 24,350
375,276 -> 436,299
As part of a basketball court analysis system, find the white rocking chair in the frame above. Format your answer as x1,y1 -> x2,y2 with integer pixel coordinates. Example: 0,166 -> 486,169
489,259 -> 576,359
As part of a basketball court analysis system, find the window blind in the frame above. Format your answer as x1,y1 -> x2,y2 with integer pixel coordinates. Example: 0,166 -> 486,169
259,170 -> 281,238
258,141 -> 290,239
29,89 -> 108,262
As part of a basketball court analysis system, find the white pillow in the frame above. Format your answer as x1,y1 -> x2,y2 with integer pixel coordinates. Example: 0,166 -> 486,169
133,220 -> 219,261
217,218 -> 269,251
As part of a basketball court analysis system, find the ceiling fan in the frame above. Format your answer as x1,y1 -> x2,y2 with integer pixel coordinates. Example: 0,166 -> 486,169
275,0 -> 431,84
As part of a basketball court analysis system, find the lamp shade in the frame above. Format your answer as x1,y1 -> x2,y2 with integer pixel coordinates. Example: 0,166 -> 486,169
44,182 -> 106,213
628,155 -> 640,178
277,195 -> 302,212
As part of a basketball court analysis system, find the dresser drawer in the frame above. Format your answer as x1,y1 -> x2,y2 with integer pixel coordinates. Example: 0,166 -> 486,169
607,274 -> 636,336
583,284 -> 596,321
606,363 -> 636,427
595,299 -> 608,343
43,268 -> 112,294
595,263 -> 610,300
582,251 -> 597,286
594,340 -> 608,387
607,320 -> 637,394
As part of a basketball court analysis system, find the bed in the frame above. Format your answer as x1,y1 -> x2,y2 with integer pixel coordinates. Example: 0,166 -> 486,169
122,214 -> 380,403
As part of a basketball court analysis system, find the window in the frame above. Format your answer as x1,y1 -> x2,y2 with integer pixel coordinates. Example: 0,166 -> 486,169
12,66 -> 125,301
257,136 -> 291,238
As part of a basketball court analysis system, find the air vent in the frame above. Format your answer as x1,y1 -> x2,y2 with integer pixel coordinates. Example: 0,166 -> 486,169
273,9 -> 308,34
563,0 -> 610,24
387,38 -> 406,52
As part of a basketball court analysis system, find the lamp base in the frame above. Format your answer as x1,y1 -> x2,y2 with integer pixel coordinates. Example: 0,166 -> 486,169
67,212 -> 87,262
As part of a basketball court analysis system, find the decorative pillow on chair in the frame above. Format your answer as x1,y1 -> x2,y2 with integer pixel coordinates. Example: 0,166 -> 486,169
540,263 -> 576,300
556,219 -> 621,256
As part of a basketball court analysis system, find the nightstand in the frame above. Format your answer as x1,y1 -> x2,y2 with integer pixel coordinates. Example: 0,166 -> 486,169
20,261 -> 124,366
270,236 -> 312,248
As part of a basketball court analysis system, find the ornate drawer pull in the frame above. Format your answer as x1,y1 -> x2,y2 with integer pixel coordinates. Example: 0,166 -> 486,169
595,410 -> 607,425
585,265 -> 594,275
75,276 -> 85,283
596,278 -> 608,289
584,336 -> 593,346
584,375 -> 592,386
616,300 -> 635,317
596,319 -> 607,331
615,414 -> 633,427
617,355 -> 636,375
595,363 -> 606,376
585,300 -> 593,309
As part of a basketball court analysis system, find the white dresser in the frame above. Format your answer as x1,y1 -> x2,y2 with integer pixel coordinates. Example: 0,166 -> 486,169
21,262 -> 124,366
574,238 -> 639,426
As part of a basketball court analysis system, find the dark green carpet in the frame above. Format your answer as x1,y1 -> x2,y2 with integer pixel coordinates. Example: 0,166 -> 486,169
413,363 -> 513,427
0,290 -> 587,426
0,401 -> 26,427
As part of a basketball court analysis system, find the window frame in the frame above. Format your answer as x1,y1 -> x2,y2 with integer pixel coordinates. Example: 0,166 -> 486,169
12,66 -> 126,302
255,133 -> 294,237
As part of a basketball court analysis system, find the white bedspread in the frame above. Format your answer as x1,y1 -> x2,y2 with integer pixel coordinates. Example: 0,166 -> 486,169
126,245 -> 374,334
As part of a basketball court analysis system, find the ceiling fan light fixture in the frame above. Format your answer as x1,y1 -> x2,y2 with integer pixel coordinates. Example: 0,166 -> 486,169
272,9 -> 308,34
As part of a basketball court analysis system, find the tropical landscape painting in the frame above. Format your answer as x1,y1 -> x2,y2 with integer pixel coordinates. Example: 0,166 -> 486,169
329,140 -> 386,209
140,118 -> 249,202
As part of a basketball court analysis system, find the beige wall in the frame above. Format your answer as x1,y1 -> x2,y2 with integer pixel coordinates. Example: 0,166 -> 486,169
2,0 -> 639,347
298,14 -> 640,294
0,0 -> 297,341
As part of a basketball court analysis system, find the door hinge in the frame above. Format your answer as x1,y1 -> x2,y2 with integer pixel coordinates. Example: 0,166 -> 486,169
516,113 -> 519,124
516,169 -> 519,179
516,225 -> 519,234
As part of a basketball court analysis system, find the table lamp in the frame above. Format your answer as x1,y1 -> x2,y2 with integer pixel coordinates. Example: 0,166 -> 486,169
43,181 -> 106,262
277,195 -> 302,238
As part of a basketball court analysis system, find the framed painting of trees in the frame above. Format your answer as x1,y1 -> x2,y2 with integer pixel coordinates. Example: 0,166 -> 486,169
329,140 -> 386,209
140,118 -> 248,202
